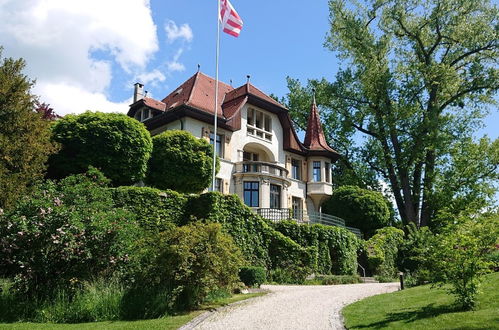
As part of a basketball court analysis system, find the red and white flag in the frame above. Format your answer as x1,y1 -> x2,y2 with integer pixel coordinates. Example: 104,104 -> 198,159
219,0 -> 243,37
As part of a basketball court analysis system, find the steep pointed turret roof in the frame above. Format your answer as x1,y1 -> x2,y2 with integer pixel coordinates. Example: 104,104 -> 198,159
303,97 -> 340,159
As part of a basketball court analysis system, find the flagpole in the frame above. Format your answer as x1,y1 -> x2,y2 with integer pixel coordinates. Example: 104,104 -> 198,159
211,0 -> 221,191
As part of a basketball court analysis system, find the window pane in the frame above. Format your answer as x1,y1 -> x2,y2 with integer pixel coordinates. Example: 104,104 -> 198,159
248,109 -> 254,125
244,191 -> 251,205
251,191 -> 258,207
313,161 -> 321,182
325,162 -> 331,183
243,181 -> 259,207
264,115 -> 271,132
256,112 -> 262,128
292,159 -> 300,180
210,133 -> 223,157
270,184 -> 281,209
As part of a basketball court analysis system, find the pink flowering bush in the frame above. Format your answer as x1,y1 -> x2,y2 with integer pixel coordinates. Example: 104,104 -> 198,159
0,168 -> 143,296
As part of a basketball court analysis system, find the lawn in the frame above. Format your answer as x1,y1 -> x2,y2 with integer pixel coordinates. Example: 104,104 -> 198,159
0,292 -> 265,330
342,272 -> 499,330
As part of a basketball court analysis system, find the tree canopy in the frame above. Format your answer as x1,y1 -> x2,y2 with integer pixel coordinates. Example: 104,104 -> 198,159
283,0 -> 498,227
48,111 -> 153,186
146,130 -> 219,193
0,49 -> 58,210
322,185 -> 392,238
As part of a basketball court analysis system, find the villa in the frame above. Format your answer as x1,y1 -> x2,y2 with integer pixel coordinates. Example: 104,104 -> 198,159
127,71 -> 340,221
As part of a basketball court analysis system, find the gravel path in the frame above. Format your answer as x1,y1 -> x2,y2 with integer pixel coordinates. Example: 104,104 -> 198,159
193,282 -> 399,330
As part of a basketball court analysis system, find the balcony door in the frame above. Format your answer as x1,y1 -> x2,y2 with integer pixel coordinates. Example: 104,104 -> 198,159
243,181 -> 259,207
269,184 -> 281,209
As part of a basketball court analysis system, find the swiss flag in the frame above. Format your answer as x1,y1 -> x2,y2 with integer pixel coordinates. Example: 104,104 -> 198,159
219,0 -> 243,37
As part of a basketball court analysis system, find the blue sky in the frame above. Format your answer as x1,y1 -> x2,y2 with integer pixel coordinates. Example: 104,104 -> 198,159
0,0 -> 496,139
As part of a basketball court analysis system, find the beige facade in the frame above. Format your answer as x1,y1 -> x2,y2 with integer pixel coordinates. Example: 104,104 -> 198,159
128,72 -> 340,218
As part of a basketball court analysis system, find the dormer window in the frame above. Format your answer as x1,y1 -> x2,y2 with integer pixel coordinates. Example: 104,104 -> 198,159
247,108 -> 272,141
134,108 -> 152,122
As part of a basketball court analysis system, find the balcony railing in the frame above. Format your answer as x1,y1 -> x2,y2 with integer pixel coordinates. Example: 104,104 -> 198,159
234,161 -> 288,179
256,208 -> 363,238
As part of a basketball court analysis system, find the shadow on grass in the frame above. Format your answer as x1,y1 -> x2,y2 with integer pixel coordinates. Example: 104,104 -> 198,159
351,303 -> 490,329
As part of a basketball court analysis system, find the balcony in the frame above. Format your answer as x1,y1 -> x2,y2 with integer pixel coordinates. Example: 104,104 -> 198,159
307,181 -> 333,196
255,208 -> 362,238
234,161 -> 289,181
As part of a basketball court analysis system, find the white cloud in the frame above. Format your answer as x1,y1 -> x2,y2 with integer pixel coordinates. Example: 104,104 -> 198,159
166,48 -> 186,72
165,20 -> 193,43
0,0 -> 159,115
37,82 -> 132,115
167,61 -> 185,72
136,69 -> 166,86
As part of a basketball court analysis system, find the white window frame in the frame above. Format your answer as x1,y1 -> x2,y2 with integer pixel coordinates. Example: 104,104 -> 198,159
247,108 -> 272,141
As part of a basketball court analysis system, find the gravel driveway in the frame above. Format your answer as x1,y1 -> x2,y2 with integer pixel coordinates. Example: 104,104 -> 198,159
191,282 -> 399,330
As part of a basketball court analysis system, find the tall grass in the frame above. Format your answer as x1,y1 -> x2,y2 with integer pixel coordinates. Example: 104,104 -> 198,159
35,278 -> 125,323
0,278 -> 172,323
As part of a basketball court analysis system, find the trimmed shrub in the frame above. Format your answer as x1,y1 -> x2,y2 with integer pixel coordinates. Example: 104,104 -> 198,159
239,267 -> 266,287
111,186 -> 187,231
321,185 -> 391,238
146,130 -> 219,193
0,169 -> 143,295
48,111 -> 152,186
272,220 -> 361,275
365,227 -> 404,278
134,222 -> 243,310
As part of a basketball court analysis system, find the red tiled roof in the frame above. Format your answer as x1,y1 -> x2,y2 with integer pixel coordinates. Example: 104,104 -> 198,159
222,95 -> 247,119
143,97 -> 166,111
224,82 -> 286,109
303,100 -> 337,153
161,72 -> 233,116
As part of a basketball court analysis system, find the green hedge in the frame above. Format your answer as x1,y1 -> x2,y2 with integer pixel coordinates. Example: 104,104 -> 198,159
184,192 -> 315,278
365,227 -> 405,278
111,186 -> 187,232
239,267 -> 266,287
272,221 -> 361,275
49,112 -> 152,186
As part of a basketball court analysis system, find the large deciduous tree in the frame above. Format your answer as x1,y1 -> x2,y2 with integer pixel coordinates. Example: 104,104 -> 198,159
284,0 -> 498,227
0,49 -> 58,210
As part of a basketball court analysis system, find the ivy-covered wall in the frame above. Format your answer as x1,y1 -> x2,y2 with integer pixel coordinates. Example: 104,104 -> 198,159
112,188 -> 359,278
112,186 -> 187,232
272,220 -> 361,275
184,192 -> 316,274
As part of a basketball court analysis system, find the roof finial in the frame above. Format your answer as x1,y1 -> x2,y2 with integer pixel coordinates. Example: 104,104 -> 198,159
312,88 -> 316,105
197,64 -> 201,72
230,79 -> 233,87
144,90 -> 149,98
246,74 -> 251,83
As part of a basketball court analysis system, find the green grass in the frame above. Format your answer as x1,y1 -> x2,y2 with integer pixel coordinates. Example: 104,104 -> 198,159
0,313 -> 201,330
0,279 -> 265,330
342,272 -> 499,329
0,292 -> 265,330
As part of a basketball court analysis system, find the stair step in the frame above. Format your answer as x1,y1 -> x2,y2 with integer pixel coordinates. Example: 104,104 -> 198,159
361,277 -> 379,283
